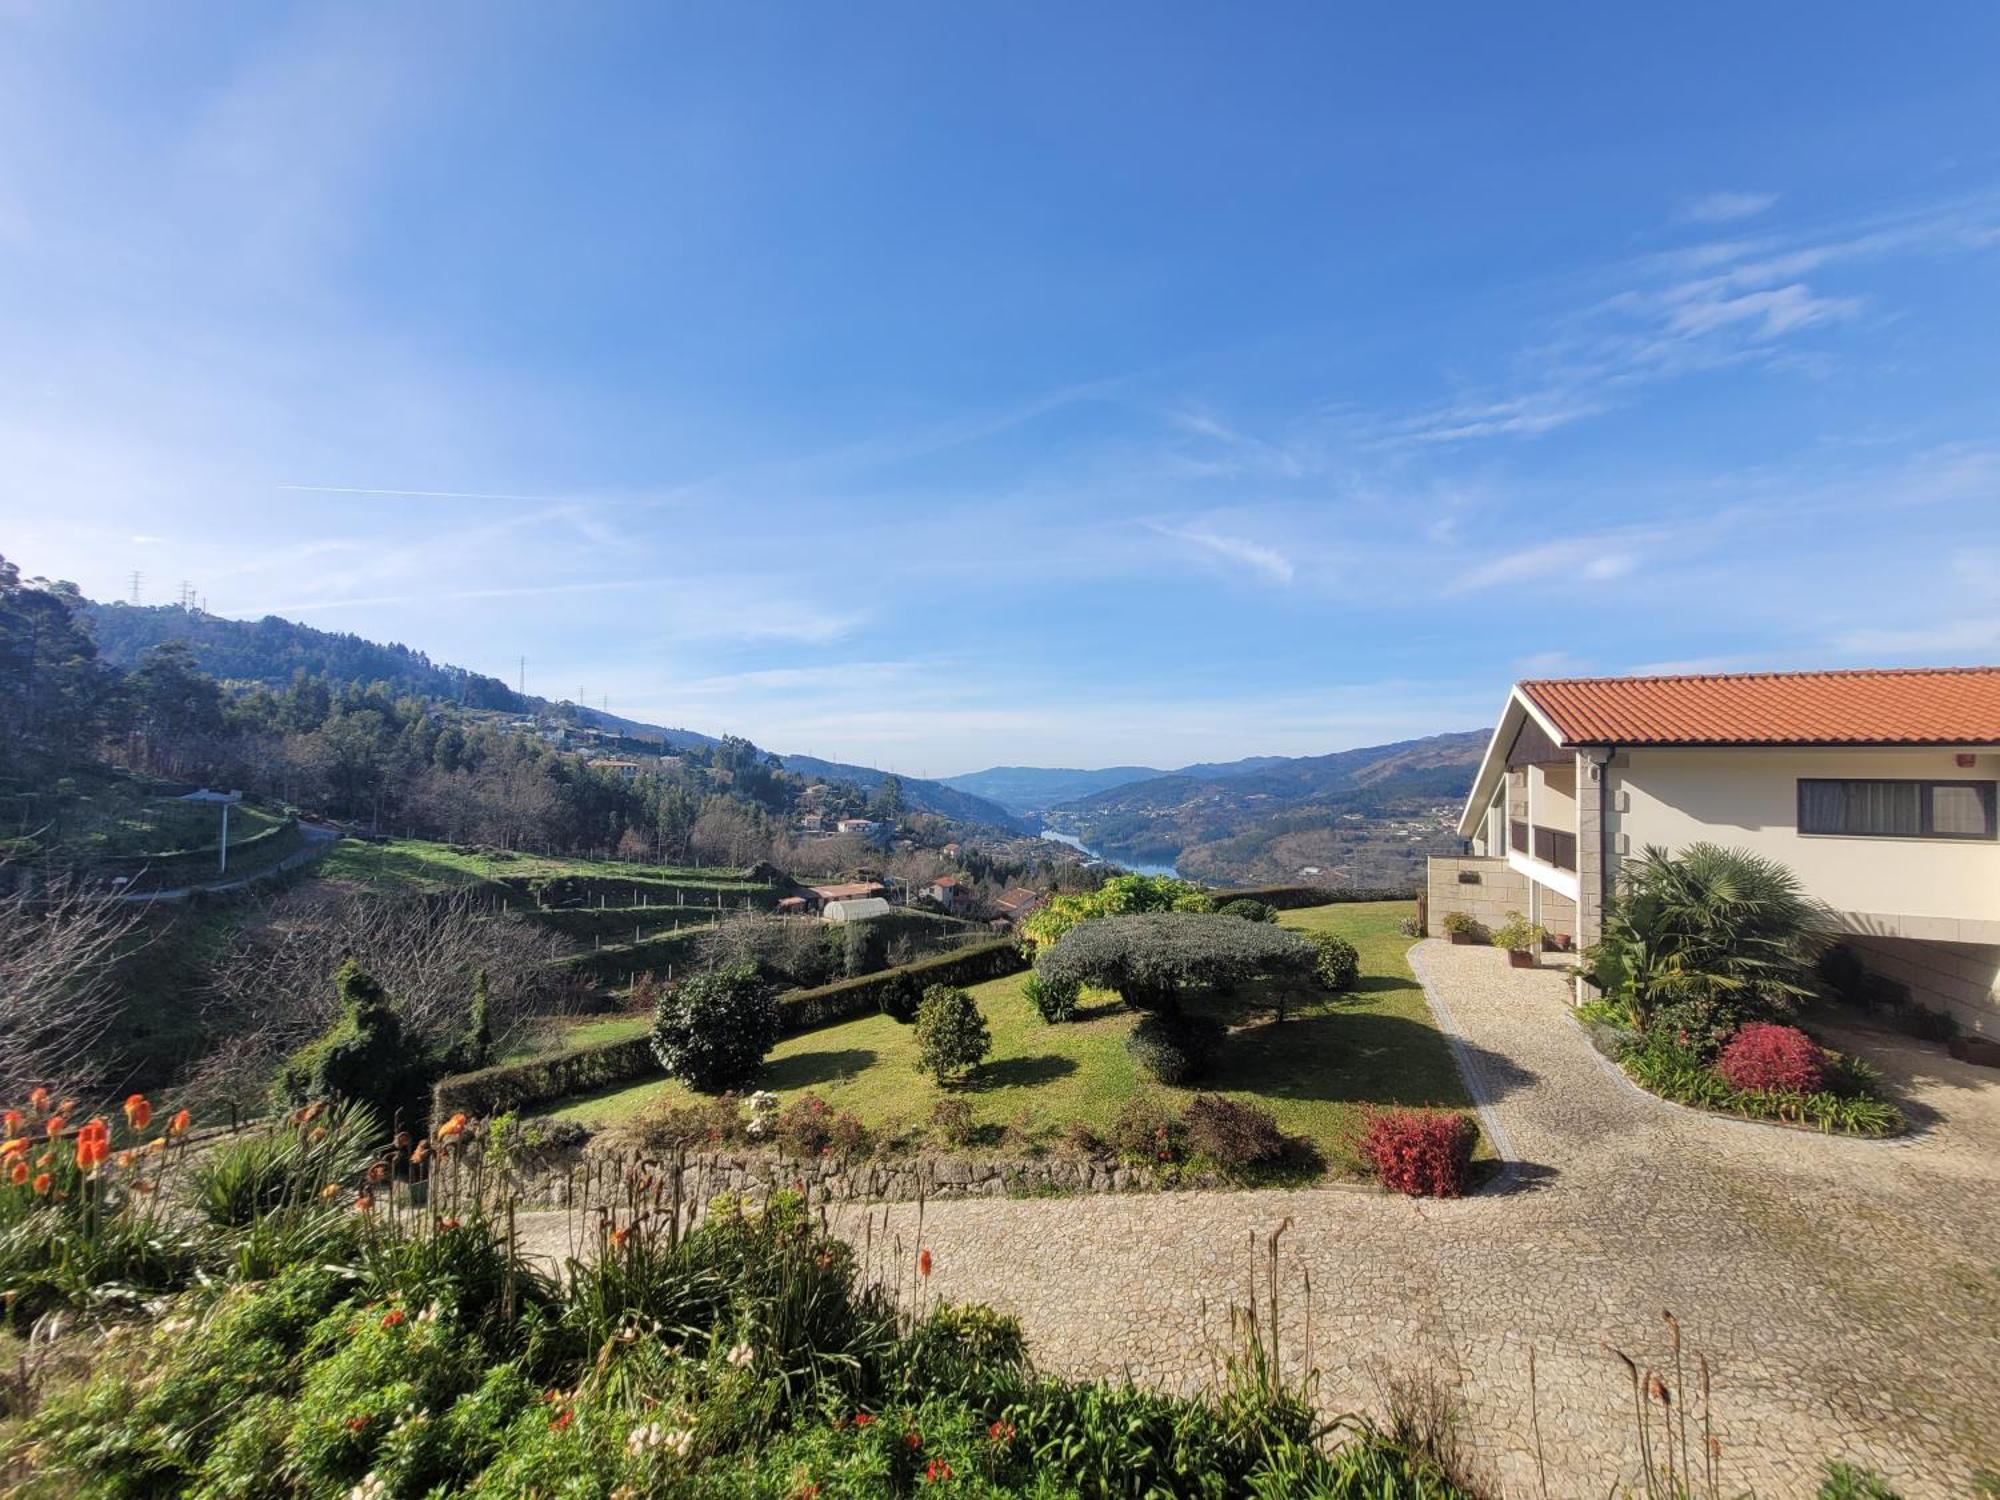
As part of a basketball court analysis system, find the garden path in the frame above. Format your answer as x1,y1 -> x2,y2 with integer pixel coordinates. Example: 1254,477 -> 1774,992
831,942 -> 2000,1497
519,941 -> 2000,1496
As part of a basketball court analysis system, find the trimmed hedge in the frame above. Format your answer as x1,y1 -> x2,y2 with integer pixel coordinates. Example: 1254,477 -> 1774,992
431,1034 -> 658,1120
502,873 -> 782,910
1201,884 -> 1417,910
776,939 -> 1028,1034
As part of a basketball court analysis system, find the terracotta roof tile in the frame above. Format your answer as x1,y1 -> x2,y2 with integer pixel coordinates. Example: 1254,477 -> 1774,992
1520,667 -> 2000,747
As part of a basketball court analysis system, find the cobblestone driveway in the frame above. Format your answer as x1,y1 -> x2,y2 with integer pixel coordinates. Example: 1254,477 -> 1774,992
821,942 -> 2000,1497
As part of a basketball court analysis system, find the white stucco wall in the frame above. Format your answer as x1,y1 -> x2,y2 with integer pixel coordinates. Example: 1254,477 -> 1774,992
1609,746 -> 2000,929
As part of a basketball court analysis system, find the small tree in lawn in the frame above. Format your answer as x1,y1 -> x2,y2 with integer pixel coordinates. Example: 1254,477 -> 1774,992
650,962 -> 780,1093
914,984 -> 990,1086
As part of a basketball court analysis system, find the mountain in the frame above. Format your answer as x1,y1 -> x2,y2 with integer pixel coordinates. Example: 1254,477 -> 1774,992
1043,731 -> 1489,887
781,754 -> 1034,833
81,602 -> 1024,832
938,765 -> 1166,817
85,602 -> 527,710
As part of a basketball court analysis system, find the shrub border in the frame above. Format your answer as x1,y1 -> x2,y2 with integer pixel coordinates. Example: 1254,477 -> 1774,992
1201,884 -> 1416,911
776,938 -> 1028,1034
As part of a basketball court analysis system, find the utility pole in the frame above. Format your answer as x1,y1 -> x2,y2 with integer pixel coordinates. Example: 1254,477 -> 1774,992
128,571 -> 143,605
518,656 -> 526,696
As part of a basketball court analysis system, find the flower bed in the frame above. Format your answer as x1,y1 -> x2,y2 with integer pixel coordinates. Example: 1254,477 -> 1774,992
1612,1026 -> 1904,1137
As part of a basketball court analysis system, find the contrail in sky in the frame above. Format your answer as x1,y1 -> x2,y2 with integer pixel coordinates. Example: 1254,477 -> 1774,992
278,484 -> 563,502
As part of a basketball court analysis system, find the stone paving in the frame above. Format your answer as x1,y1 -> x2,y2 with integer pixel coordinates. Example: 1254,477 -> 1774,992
519,941 -> 2000,1496
826,943 -> 2000,1498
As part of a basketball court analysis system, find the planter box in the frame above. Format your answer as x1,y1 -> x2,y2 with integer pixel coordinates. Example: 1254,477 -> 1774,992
1506,949 -> 1535,968
1448,931 -> 1477,945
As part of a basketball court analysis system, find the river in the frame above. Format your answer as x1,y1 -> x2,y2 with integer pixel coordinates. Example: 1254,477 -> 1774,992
1038,829 -> 1181,880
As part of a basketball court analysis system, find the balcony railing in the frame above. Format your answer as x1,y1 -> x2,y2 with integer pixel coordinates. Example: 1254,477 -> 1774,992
1532,825 -> 1577,871
1510,819 -> 1577,872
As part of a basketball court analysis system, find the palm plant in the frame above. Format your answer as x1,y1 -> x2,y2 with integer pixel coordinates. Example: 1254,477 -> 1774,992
1594,843 -> 1832,1036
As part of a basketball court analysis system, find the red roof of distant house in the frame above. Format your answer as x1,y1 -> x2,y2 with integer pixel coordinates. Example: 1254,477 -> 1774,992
1521,667 -> 2000,747
995,887 -> 1044,914
932,875 -> 962,887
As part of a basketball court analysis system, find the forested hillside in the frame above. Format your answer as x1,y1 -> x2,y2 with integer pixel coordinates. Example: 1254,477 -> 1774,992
1044,731 -> 1487,886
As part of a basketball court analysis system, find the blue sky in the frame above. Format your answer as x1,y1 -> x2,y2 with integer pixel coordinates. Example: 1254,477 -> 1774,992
3,4 -> 1998,776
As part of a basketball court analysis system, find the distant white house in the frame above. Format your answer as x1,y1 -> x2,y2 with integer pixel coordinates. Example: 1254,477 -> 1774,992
923,874 -> 967,910
822,896 -> 894,923
836,817 -> 885,838
1433,667 -> 2000,1031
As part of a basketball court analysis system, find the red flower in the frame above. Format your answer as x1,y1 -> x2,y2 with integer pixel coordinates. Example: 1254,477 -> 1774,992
918,1248 -> 932,1278
345,1415 -> 369,1433
31,1172 -> 51,1195
44,1116 -> 66,1139
123,1094 -> 152,1132
550,1408 -> 574,1431
2,1110 -> 20,1133
924,1458 -> 953,1483
8,1160 -> 27,1186
904,1430 -> 923,1450
987,1419 -> 1016,1444
380,1309 -> 407,1328
852,1412 -> 876,1427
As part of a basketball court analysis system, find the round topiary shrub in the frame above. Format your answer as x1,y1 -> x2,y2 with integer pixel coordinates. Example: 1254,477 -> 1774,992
649,962 -> 781,1093
1715,1022 -> 1826,1094
914,984 -> 991,1085
1361,1109 -> 1478,1198
1309,932 -> 1361,993
1024,972 -> 1081,1023
1218,898 -> 1277,924
1124,1011 -> 1225,1084
1181,1094 -> 1284,1168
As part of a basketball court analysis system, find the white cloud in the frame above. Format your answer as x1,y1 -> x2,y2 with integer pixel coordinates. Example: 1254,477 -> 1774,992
1682,191 -> 1779,224
1452,535 -> 1644,592
1147,522 -> 1296,584
1391,390 -> 1608,445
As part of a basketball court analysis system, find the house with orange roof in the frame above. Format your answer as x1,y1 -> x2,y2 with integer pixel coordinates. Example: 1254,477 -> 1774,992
1434,667 -> 2000,1030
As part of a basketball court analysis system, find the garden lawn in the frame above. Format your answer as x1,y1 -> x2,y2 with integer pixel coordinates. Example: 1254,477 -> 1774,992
318,837 -> 755,895
501,1013 -> 652,1063
549,901 -> 1475,1178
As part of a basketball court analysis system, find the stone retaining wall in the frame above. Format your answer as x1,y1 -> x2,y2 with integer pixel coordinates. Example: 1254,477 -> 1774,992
509,1145 -> 1173,1210
1424,856 -> 1529,938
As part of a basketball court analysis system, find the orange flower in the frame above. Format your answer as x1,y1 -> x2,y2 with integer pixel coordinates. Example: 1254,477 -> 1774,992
116,1150 -> 136,1170
147,1137 -> 167,1155
123,1095 -> 152,1132
2,1110 -> 20,1133
410,1141 -> 430,1165
354,1191 -> 375,1213
549,1407 -> 574,1432
320,1183 -> 342,1200
28,1087 -> 49,1115
924,1458 -> 953,1484
435,1216 -> 462,1231
437,1112 -> 468,1141
169,1108 -> 192,1136
918,1248 -> 932,1278
76,1136 -> 107,1171
380,1309 -> 407,1329
45,1116 -> 66,1139
610,1226 -> 631,1248
987,1420 -> 1016,1444
367,1162 -> 388,1184
31,1173 -> 51,1195
8,1160 -> 27,1186
57,1098 -> 76,1115
1,1138 -> 26,1158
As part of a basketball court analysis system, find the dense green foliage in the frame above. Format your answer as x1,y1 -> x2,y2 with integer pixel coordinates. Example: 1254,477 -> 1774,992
1021,873 -> 1215,948
650,963 -> 782,1093
1124,1010 -> 1226,1085
1588,843 -> 1831,1046
16,1189 -> 1477,1498
432,1035 -> 661,1121
1035,912 -> 1315,1014
773,940 -> 1029,1033
912,985 -> 992,1085
1023,971 -> 1081,1023
1308,932 -> 1361,993
274,962 -> 435,1131
1616,1028 -> 1904,1136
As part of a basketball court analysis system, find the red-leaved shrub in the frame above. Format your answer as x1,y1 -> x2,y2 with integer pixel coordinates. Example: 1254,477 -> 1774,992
1715,1022 -> 1825,1094
1360,1109 -> 1478,1198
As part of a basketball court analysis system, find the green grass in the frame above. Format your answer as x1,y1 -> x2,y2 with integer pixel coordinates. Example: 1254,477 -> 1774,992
317,837 -> 754,896
500,1012 -> 652,1063
550,901 -> 1474,1178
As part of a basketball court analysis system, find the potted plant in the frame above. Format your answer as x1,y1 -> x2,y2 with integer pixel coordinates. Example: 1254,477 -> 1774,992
1440,911 -> 1485,946
1492,913 -> 1544,968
